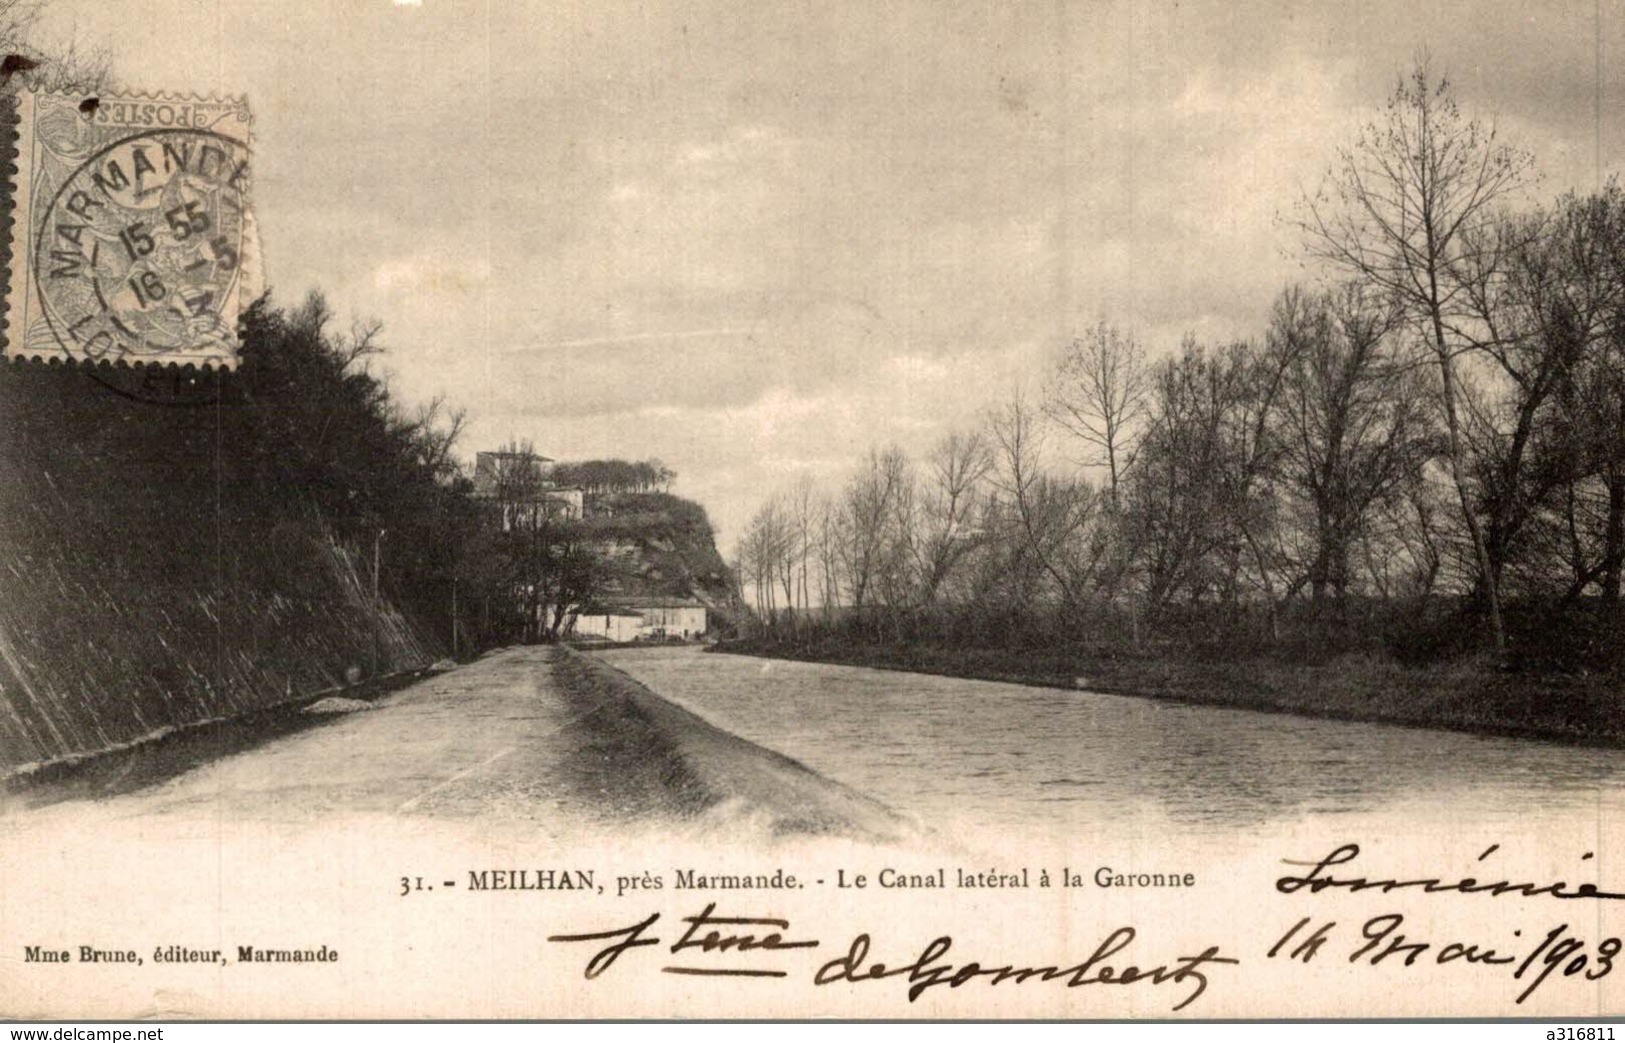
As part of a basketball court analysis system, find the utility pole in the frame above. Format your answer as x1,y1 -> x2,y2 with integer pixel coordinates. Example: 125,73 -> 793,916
372,528 -> 387,679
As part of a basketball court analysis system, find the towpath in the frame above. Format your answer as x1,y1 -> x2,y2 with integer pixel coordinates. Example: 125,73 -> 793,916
1,646 -> 903,843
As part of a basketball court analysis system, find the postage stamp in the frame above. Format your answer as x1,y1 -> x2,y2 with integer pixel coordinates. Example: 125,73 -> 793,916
4,90 -> 263,369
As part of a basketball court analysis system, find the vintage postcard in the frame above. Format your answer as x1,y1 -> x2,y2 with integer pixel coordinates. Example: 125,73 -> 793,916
1,0 -> 1622,1023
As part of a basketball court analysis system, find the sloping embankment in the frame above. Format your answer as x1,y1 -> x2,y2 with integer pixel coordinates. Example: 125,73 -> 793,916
551,646 -> 908,842
0,362 -> 438,776
719,637 -> 1625,748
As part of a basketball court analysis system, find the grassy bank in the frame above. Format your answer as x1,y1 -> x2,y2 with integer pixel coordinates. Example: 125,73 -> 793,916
554,646 -> 907,840
716,637 -> 1625,748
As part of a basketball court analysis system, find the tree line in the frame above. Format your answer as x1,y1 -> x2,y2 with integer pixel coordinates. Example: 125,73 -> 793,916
736,60 -> 1625,670
236,299 -> 685,655
552,458 -> 676,495
232,293 -> 483,656
0,11 -> 700,661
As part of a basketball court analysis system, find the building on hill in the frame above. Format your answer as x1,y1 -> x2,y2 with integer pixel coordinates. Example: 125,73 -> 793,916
471,449 -> 584,525
570,597 -> 708,642
474,449 -> 552,480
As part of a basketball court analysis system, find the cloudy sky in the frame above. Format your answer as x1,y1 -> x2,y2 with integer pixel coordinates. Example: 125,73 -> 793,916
36,0 -> 1624,548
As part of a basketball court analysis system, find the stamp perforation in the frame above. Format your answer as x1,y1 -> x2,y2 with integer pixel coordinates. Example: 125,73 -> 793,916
2,88 -> 261,371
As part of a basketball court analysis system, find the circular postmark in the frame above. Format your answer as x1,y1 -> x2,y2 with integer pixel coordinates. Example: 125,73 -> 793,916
34,127 -> 251,368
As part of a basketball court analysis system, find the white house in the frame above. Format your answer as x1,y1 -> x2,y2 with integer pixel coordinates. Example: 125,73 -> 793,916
631,599 -> 708,639
570,597 -> 708,642
572,610 -> 646,643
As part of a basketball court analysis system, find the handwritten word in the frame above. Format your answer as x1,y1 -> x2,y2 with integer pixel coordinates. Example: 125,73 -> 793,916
547,903 -> 818,978
549,906 -> 1236,1009
1277,843 -> 1624,902
814,927 -> 1236,1010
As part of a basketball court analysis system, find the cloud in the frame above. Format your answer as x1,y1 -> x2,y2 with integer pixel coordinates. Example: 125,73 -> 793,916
39,0 -> 1625,550
372,251 -> 491,298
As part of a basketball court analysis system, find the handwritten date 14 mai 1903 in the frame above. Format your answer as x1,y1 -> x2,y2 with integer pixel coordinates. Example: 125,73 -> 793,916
1270,842 -> 1623,1005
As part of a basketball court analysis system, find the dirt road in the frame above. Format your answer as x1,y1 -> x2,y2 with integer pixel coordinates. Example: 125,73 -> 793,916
2,646 -> 904,844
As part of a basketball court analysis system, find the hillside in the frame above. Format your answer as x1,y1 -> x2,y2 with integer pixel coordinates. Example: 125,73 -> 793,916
0,329 -> 444,775
581,490 -> 736,615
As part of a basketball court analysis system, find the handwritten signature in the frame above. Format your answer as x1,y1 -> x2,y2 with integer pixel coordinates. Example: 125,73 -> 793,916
546,843 -> 1622,1010
548,902 -> 1237,1010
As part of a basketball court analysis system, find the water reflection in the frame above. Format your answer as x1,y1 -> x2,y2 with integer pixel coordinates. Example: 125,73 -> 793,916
600,648 -> 1625,838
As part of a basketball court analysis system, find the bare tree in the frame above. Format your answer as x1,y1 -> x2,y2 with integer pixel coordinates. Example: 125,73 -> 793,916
1454,198 -> 1617,603
336,319 -> 386,371
987,392 -> 1101,618
816,493 -> 843,616
910,430 -> 993,604
0,2 -> 114,96
1507,185 -> 1625,604
1580,321 -> 1625,604
1298,54 -> 1535,656
407,396 -> 467,483
788,475 -> 817,615
740,498 -> 793,619
730,536 -> 761,620
772,492 -> 801,617
1123,337 -> 1287,613
1268,283 -> 1434,604
838,447 -> 910,610
1046,321 -> 1148,498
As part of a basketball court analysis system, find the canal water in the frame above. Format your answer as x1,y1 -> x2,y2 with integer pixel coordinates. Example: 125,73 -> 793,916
599,647 -> 1625,845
